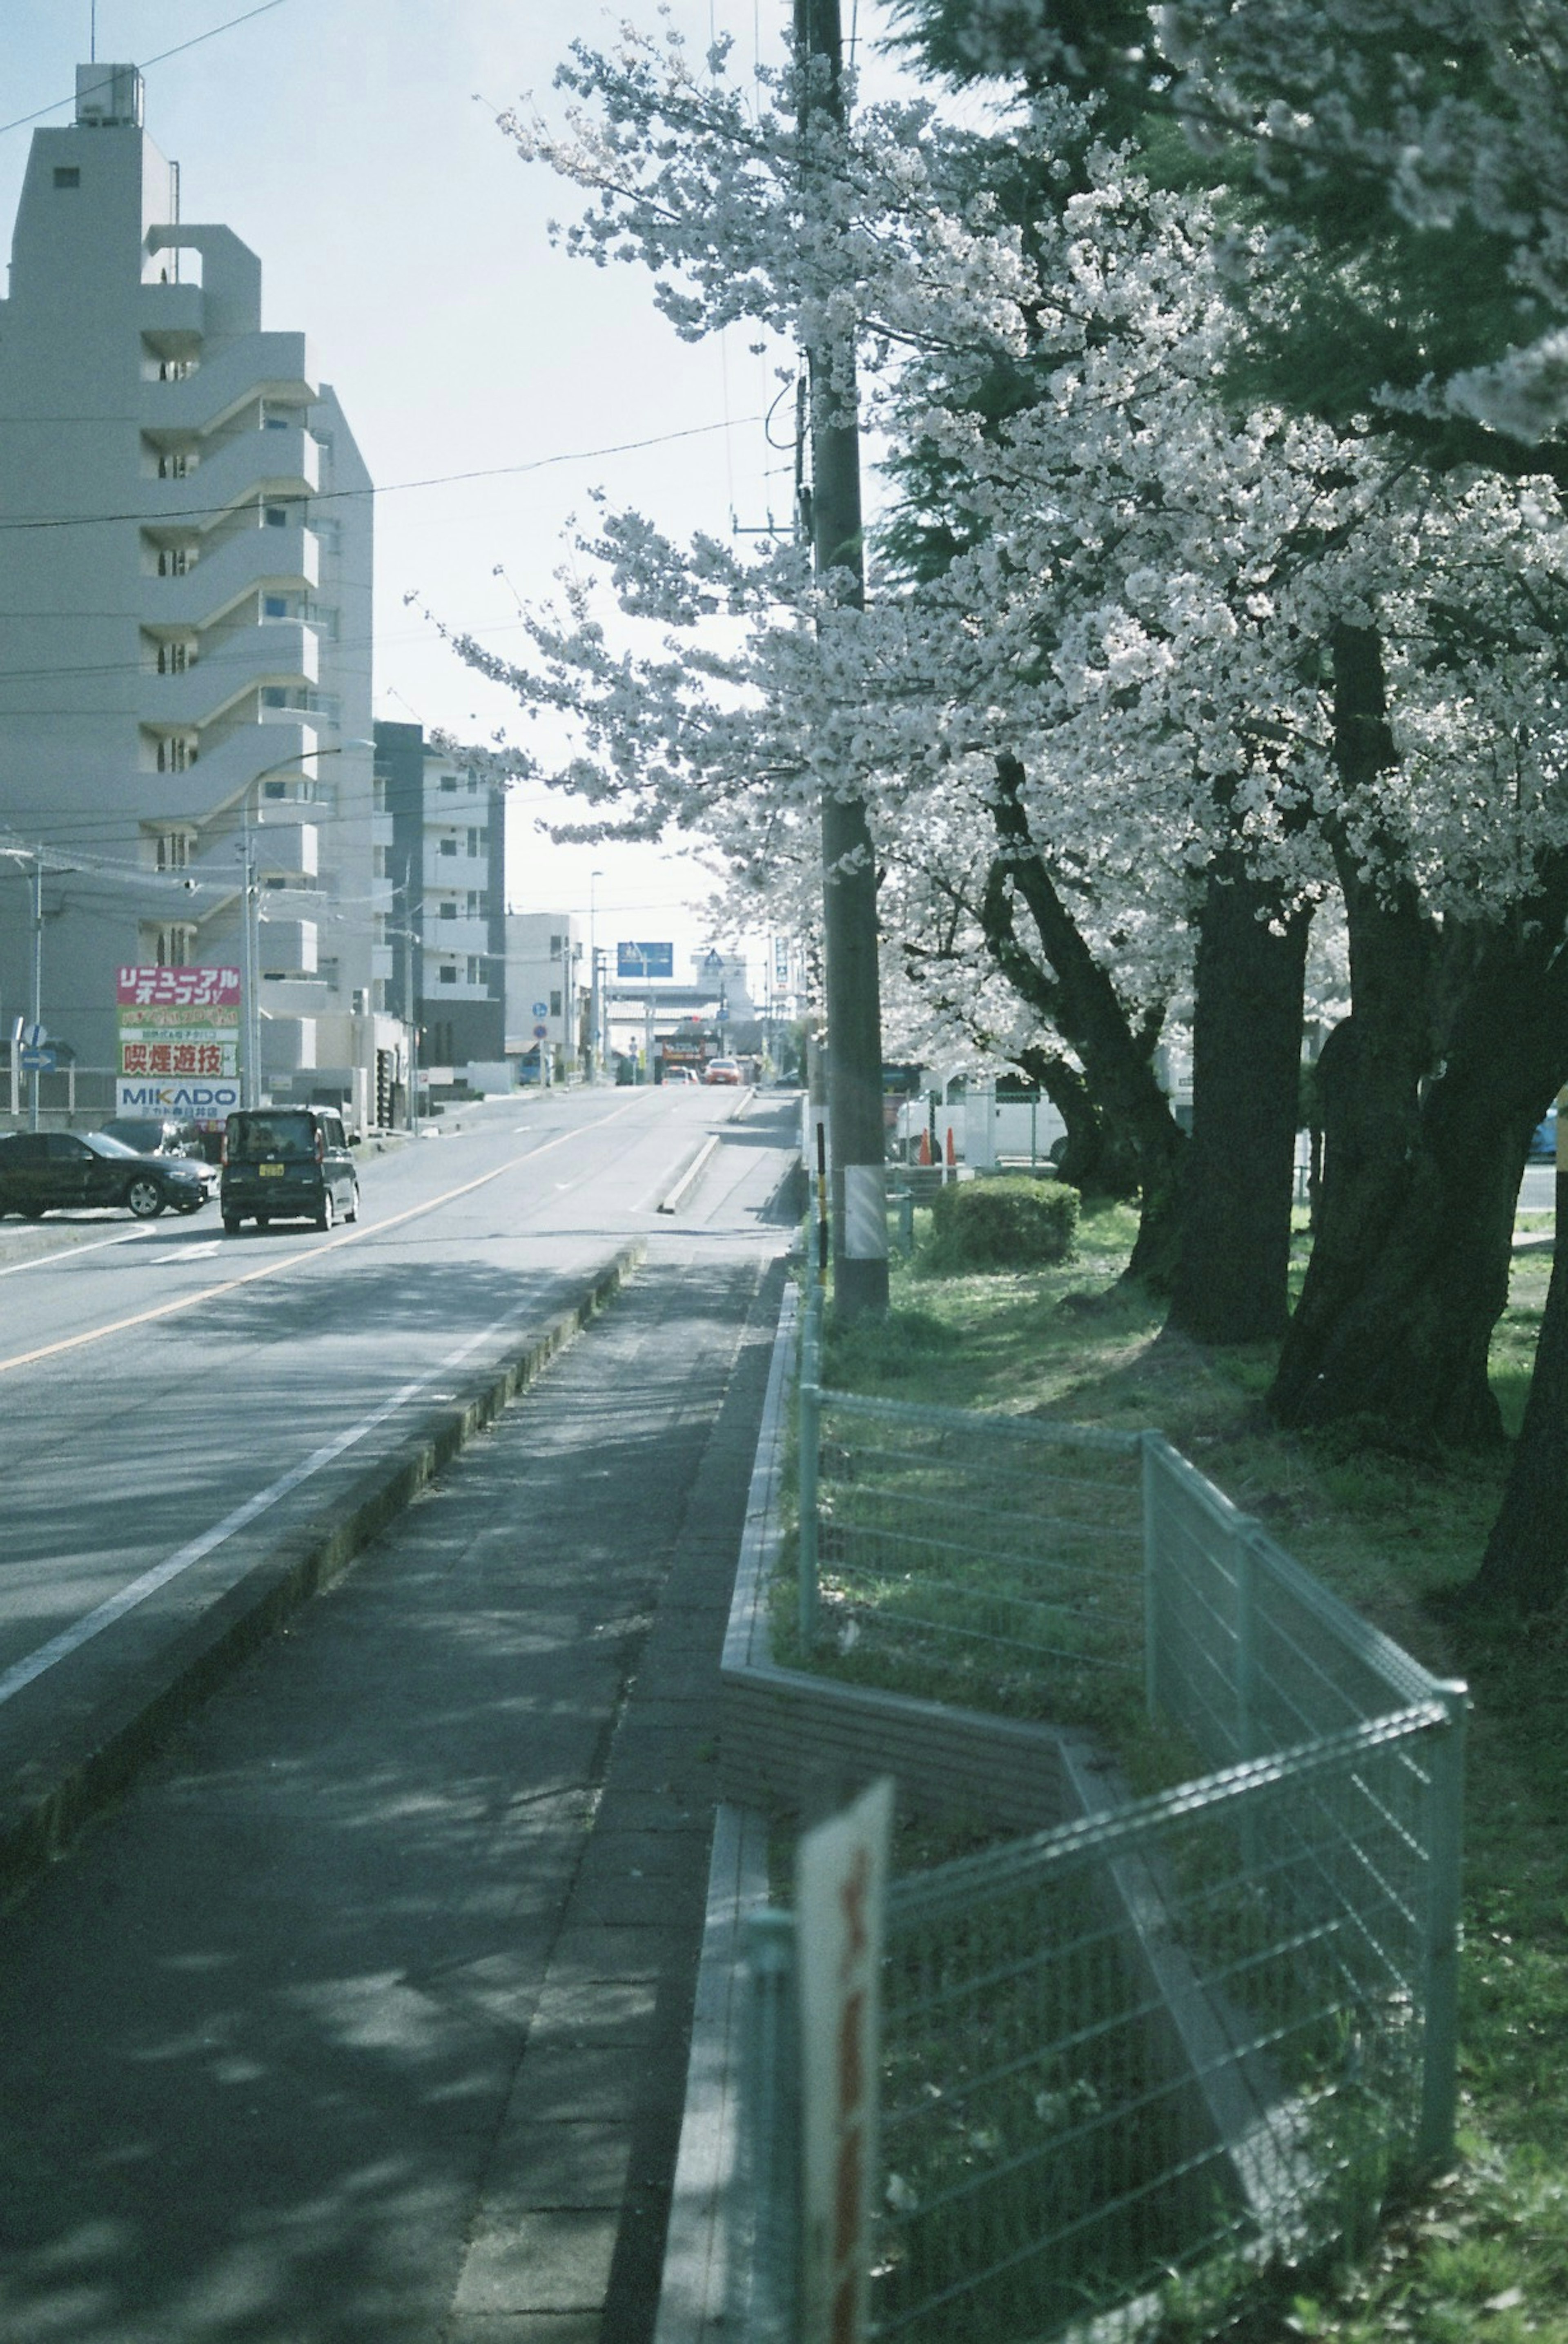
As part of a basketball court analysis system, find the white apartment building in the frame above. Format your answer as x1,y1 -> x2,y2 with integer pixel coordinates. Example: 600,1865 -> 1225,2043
0,63 -> 398,1125
372,723 -> 507,1096
505,911 -> 586,1082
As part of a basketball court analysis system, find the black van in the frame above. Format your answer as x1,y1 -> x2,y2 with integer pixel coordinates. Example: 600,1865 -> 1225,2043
220,1107 -> 359,1234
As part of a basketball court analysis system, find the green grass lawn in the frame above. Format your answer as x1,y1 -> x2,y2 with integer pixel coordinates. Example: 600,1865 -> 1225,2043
808,1200 -> 1568,2344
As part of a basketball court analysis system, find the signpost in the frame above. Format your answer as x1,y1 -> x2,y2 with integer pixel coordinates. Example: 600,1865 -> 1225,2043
796,1777 -> 893,2344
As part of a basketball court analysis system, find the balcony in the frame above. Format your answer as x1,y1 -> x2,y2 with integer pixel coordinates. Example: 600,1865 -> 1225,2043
139,281 -> 204,357
140,623 -> 321,733
145,521 -> 319,627
256,917 -> 317,978
140,330 -> 316,436
141,423 -> 320,524
253,822 -> 319,882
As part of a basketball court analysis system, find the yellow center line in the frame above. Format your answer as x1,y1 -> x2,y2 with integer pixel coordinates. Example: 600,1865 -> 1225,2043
0,1098 -> 645,1378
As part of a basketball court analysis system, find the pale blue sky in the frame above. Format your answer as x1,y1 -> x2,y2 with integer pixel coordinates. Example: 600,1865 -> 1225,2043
0,0 -> 840,968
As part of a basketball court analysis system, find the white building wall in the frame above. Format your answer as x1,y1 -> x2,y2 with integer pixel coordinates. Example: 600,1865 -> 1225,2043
505,912 -> 584,1077
0,65 -> 392,1116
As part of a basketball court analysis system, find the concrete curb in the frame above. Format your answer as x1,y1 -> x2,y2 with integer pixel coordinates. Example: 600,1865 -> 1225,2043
0,1241 -> 644,1907
658,1136 -> 721,1214
653,1272 -> 796,2342
655,1089 -> 756,1215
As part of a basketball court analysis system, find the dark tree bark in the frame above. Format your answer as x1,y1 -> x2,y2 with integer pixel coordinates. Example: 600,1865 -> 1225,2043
1270,625 -> 1568,1445
1013,1043 -> 1147,1198
1471,1208 -> 1568,1611
1167,862 -> 1311,1343
982,754 -> 1186,1290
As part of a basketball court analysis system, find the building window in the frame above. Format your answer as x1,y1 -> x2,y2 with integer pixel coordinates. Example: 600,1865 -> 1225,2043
439,965 -> 457,985
467,957 -> 483,985
155,640 -> 190,673
549,933 -> 562,959
466,892 -> 479,917
156,546 -> 190,577
154,830 -> 196,871
438,900 -> 457,920
157,450 -> 191,479
264,504 -> 289,528
263,778 -> 287,800
156,734 -> 197,772
262,593 -> 288,619
53,167 -> 80,189
550,990 -> 562,1017
439,775 -> 459,793
372,777 -> 388,812
439,836 -> 458,857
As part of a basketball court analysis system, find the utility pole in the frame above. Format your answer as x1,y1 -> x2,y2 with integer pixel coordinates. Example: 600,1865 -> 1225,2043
29,847 -> 44,1134
796,0 -> 889,1319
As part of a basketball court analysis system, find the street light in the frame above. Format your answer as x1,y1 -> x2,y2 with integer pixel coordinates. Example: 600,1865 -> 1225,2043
238,738 -> 372,1109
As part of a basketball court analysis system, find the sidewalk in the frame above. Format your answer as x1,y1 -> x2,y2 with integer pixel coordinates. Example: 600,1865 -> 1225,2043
0,1225 -> 792,2342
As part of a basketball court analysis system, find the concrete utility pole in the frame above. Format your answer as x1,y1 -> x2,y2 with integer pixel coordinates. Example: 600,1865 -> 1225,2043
796,0 -> 889,1319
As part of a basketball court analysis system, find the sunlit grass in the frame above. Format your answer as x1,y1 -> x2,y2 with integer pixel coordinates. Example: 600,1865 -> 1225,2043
788,1204 -> 1568,2340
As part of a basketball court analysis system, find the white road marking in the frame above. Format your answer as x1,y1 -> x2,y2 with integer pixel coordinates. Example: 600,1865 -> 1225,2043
0,1230 -> 150,1278
0,1303 -> 530,1709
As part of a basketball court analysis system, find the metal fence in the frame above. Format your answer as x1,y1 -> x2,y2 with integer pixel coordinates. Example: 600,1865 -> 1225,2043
740,1321 -> 1466,2341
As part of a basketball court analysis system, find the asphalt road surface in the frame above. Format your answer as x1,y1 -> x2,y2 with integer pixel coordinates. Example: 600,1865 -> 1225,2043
0,1086 -> 800,2343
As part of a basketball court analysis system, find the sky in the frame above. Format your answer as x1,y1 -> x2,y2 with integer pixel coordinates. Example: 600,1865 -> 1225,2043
0,0 -> 867,980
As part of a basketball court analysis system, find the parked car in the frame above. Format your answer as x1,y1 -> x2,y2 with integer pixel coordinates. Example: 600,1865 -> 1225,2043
99,1116 -> 218,1194
663,1065 -> 702,1086
1529,1106 -> 1559,1163
0,1129 -> 209,1219
220,1107 -> 359,1233
704,1057 -> 742,1085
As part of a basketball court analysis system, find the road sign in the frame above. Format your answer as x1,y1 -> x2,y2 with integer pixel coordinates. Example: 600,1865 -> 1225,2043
531,999 -> 549,1017
532,1023 -> 549,1040
617,941 -> 673,979
19,1045 -> 56,1073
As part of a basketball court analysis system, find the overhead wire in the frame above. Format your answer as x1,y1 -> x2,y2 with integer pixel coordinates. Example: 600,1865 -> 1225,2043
0,0 -> 296,138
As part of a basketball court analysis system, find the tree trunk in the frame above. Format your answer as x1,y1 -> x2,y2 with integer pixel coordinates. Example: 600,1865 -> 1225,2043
1014,1044 -> 1146,1198
983,754 -> 1186,1291
1269,625 -> 1568,1445
1471,1201 -> 1568,1611
1167,866 -> 1311,1343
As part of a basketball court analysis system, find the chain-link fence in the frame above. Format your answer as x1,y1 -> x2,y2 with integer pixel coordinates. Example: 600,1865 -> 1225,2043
737,1325 -> 1466,2341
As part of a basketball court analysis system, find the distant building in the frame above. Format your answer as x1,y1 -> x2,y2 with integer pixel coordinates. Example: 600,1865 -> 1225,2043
372,722 -> 507,1088
0,62 -> 397,1125
505,911 -> 586,1081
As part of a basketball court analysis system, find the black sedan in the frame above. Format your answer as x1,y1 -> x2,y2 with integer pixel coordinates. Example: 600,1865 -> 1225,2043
0,1130 -> 209,1219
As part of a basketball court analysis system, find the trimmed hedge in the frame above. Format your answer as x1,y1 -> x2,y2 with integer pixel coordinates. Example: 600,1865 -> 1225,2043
927,1174 -> 1079,1270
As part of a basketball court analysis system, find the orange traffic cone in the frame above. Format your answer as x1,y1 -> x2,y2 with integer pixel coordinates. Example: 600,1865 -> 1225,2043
917,1128 -> 931,1166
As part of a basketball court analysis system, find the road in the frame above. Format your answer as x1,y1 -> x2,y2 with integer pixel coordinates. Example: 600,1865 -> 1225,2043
0,1086 -> 800,2344
0,1084 -> 768,1864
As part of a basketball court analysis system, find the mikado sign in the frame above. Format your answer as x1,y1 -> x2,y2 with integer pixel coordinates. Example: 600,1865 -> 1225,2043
117,966 -> 241,1127
797,1776 -> 893,2344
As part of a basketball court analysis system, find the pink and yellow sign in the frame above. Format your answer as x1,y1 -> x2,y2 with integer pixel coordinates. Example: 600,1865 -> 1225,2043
117,966 -> 241,1082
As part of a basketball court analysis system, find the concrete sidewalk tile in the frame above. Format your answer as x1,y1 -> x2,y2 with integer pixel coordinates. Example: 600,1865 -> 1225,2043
483,2119 -> 634,2207
507,2043 -> 647,2125
531,1976 -> 660,2043
453,2205 -> 620,2313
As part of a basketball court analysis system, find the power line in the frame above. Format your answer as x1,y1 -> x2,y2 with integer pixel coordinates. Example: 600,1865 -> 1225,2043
0,418 -> 766,535
0,0 -> 295,138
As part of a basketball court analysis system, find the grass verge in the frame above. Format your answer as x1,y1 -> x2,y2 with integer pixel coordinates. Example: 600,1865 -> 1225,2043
794,1198 -> 1568,2343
